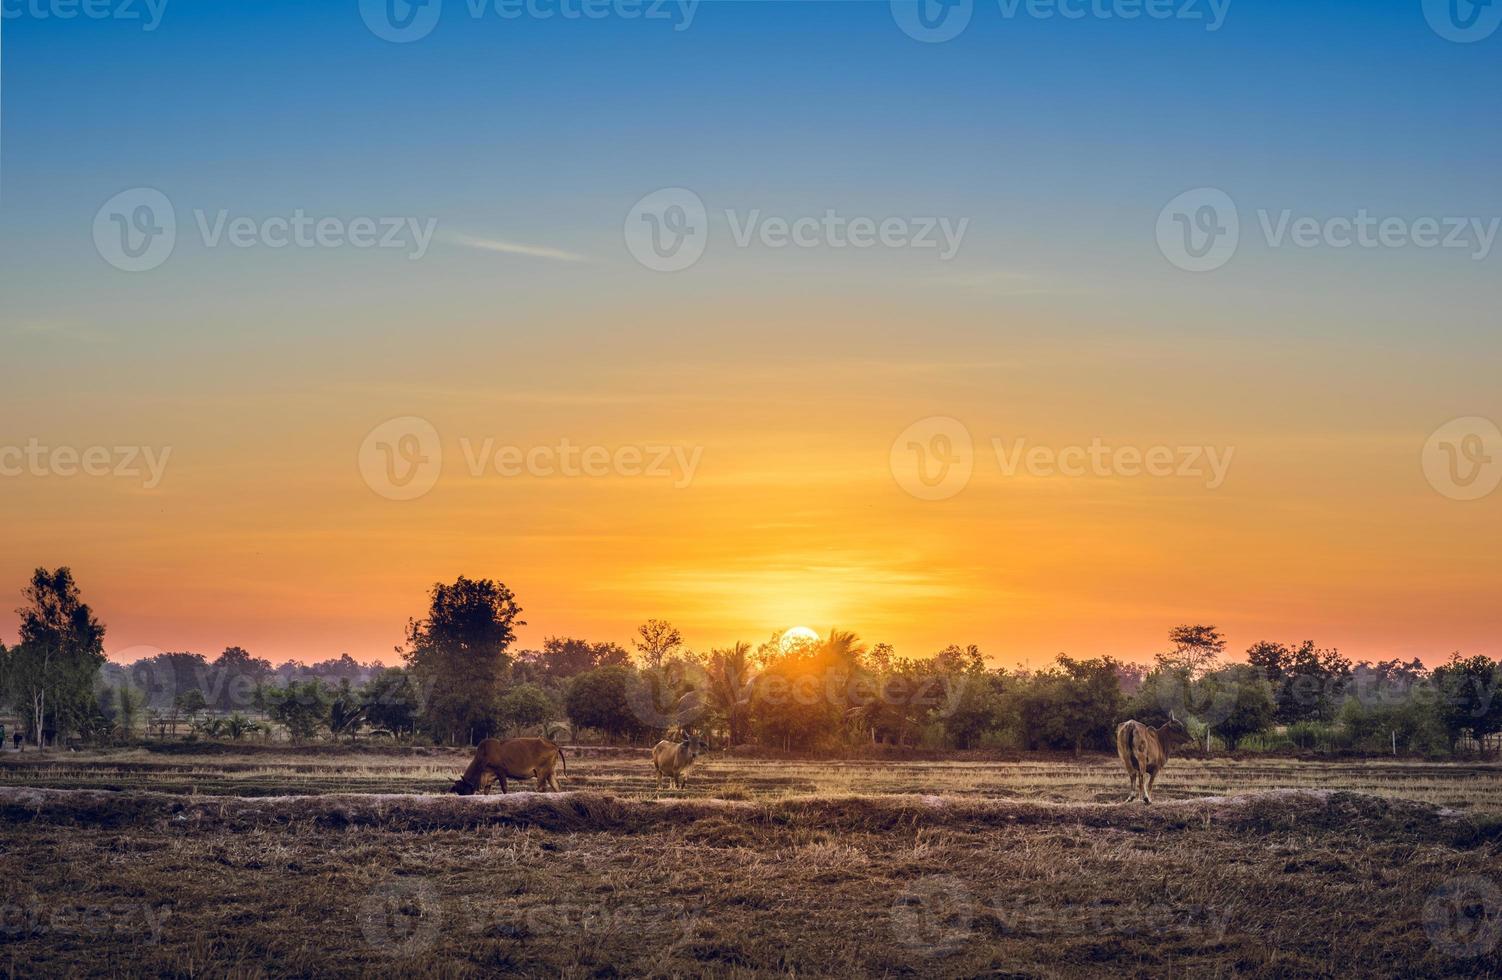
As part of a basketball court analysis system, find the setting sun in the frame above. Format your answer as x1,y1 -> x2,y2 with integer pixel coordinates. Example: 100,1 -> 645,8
779,627 -> 821,652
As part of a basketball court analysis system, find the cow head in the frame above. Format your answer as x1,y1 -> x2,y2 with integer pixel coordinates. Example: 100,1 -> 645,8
1160,712 -> 1192,744
450,774 -> 477,796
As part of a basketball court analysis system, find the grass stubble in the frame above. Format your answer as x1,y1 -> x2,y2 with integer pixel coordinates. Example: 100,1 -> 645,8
1,750 -> 1500,978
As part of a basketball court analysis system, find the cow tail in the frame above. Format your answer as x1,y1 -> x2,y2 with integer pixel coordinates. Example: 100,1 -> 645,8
1125,724 -> 1138,770
557,744 -> 567,775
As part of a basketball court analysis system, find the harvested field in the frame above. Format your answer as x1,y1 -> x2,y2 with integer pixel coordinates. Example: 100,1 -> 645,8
2,750 -> 1500,977
5,747 -> 1502,811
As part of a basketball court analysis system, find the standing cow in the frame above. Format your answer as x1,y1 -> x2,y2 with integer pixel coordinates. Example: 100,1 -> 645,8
1115,715 -> 1192,804
652,736 -> 707,792
450,737 -> 567,795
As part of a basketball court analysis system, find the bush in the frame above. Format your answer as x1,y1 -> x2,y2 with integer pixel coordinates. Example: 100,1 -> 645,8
1284,721 -> 1346,752
1338,696 -> 1450,756
564,667 -> 650,744
495,684 -> 557,735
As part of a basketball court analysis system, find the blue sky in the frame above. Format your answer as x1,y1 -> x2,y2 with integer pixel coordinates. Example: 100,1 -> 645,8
5,0 -> 1496,358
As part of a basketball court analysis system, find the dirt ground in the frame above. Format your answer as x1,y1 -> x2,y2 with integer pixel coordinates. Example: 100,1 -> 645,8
1,750 -> 1499,977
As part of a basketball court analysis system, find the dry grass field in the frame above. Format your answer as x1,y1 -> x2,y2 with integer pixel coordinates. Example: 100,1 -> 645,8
2,747 -> 1500,977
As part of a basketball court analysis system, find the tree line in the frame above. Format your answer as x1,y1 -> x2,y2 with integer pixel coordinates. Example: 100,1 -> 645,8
3,568 -> 1500,756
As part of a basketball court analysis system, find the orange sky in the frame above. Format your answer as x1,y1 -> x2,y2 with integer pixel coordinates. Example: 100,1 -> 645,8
4,296 -> 1498,671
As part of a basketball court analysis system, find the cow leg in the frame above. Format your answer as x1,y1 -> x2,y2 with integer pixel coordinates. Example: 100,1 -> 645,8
1123,769 -> 1140,804
1145,769 -> 1159,804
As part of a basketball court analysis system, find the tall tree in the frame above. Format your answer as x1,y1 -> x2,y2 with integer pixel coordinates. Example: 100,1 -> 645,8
701,642 -> 756,746
632,620 -> 684,669
402,576 -> 524,744
209,646 -> 273,712
8,568 -> 106,747
1156,624 -> 1226,677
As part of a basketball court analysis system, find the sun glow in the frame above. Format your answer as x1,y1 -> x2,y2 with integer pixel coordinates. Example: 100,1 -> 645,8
779,626 -> 820,652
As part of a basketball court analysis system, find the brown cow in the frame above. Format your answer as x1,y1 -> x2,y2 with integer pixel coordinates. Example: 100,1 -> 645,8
651,736 -> 707,791
450,737 -> 567,795
1115,714 -> 1191,804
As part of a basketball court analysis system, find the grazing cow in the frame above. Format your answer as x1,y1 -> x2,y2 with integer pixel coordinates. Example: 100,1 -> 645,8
652,736 -> 707,791
450,737 -> 567,795
1115,715 -> 1192,805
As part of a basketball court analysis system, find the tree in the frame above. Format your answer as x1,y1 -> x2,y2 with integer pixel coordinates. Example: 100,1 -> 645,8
208,646 -> 273,712
845,645 -> 978,749
1248,640 -> 1352,724
174,689 -> 209,733
114,683 -> 144,739
7,568 -> 107,747
362,667 -> 422,738
327,680 -> 368,742
496,684 -> 556,735
632,620 -> 684,670
1339,694 -> 1448,756
1197,665 -> 1274,750
700,643 -> 756,746
224,713 -> 261,741
940,669 -> 1007,749
261,680 -> 333,740
564,666 -> 646,743
516,636 -> 631,687
747,635 -> 848,752
1156,624 -> 1225,677
1014,655 -> 1125,753
866,643 -> 896,674
1431,654 -> 1502,752
402,576 -> 525,744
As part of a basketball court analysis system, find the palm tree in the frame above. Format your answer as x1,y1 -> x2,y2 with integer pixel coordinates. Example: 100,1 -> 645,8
225,713 -> 260,741
705,642 -> 756,747
328,683 -> 368,744
819,629 -> 867,668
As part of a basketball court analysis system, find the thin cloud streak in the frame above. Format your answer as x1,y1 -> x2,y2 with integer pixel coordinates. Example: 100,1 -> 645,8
446,233 -> 587,263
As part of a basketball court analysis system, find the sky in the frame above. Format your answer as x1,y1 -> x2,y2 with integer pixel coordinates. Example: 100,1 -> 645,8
0,0 -> 1499,669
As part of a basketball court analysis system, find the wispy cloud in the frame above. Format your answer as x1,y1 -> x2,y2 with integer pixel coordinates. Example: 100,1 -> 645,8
445,232 -> 587,263
6,320 -> 107,343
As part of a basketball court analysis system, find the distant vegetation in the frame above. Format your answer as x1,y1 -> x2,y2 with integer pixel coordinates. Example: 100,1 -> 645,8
2,567 -> 1500,757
